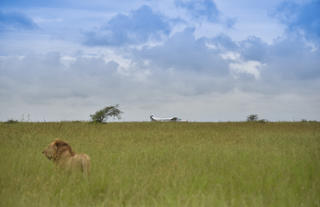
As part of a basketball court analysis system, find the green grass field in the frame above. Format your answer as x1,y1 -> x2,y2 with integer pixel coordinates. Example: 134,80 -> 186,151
0,122 -> 319,207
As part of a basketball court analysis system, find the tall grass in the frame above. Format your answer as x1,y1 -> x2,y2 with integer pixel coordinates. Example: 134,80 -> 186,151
0,122 -> 319,206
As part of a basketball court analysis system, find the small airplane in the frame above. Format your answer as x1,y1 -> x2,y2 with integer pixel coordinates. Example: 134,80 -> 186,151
150,115 -> 181,122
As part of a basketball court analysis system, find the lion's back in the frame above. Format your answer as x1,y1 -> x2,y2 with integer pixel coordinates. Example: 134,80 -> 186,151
72,153 -> 90,175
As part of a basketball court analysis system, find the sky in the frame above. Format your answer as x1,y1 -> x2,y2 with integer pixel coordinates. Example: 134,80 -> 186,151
0,0 -> 319,122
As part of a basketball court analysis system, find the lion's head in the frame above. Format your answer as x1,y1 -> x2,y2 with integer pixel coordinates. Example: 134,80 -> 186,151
42,139 -> 75,161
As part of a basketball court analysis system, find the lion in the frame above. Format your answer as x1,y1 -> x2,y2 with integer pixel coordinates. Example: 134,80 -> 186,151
42,139 -> 90,176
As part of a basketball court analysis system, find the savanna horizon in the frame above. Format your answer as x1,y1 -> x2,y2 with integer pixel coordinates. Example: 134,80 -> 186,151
0,122 -> 319,206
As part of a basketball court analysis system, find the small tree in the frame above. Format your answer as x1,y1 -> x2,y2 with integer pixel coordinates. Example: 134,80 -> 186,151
90,105 -> 123,123
247,114 -> 258,122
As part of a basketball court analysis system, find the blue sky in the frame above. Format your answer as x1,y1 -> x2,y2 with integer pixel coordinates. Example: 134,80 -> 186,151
0,0 -> 319,121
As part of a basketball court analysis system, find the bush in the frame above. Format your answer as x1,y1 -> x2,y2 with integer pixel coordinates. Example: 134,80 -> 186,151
5,119 -> 19,124
258,119 -> 268,123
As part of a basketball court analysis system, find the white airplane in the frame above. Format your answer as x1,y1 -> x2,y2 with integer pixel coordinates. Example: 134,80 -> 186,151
150,115 -> 181,122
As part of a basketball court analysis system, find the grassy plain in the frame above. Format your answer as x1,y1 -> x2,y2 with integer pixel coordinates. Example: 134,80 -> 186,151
0,122 -> 319,206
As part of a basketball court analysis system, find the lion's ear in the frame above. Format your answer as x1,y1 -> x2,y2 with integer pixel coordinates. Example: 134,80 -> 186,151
54,138 -> 62,143
54,139 -> 68,148
54,139 -> 74,156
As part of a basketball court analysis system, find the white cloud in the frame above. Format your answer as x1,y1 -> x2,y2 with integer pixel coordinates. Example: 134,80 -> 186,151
229,61 -> 264,79
220,52 -> 240,61
221,51 -> 264,79
60,56 -> 76,68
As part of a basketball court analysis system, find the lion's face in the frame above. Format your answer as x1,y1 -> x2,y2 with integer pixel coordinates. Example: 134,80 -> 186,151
42,142 -> 57,160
